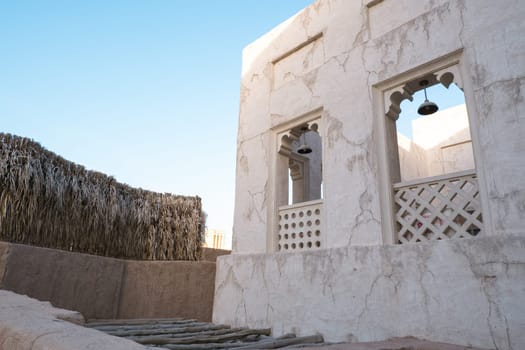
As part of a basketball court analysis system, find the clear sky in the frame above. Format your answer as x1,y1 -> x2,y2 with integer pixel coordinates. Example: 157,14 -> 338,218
398,83 -> 465,138
0,0 -> 313,246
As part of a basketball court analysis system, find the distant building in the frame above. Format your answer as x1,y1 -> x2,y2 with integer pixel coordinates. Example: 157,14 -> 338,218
204,229 -> 226,249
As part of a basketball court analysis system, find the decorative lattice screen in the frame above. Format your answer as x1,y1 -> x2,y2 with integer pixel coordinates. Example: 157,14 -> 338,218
278,199 -> 323,251
394,170 -> 483,244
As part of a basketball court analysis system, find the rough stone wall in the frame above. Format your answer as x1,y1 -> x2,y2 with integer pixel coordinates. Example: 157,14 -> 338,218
202,247 -> 231,262
0,242 -> 216,321
118,260 -> 216,320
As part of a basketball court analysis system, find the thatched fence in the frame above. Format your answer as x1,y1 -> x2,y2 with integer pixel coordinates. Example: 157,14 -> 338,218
0,133 -> 205,260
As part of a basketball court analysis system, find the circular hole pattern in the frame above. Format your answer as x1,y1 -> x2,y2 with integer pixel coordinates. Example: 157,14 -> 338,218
279,208 -> 322,251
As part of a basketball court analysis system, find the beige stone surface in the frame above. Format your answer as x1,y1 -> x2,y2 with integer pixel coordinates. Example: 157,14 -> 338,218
1,242 -> 125,319
119,260 -> 216,321
202,247 -> 231,262
0,242 -> 217,321
0,290 -> 148,350
0,242 -> 9,287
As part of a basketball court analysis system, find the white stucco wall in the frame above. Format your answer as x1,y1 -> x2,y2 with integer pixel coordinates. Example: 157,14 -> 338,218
232,0 -> 525,253
214,235 -> 525,349
218,0 -> 525,349
398,133 -> 429,181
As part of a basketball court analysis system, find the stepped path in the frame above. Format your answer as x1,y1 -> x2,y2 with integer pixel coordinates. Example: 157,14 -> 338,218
85,318 -> 325,349
85,318 -> 487,350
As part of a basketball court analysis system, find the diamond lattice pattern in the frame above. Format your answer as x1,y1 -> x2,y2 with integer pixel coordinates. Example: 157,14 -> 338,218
394,172 -> 483,244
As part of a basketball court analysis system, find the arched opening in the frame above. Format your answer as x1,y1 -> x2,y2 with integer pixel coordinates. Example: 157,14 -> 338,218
276,119 -> 323,252
384,68 -> 483,244
287,126 -> 323,205
397,81 -> 474,181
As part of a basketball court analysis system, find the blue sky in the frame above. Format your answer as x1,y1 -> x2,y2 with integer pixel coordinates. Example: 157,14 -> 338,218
1,1 -> 465,246
0,0 -> 313,244
399,83 -> 465,138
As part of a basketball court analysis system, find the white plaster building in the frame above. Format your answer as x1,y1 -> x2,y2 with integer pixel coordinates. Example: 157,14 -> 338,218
213,1 -> 525,349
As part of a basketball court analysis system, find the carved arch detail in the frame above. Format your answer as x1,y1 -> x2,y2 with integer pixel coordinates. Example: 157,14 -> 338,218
277,121 -> 320,156
384,64 -> 464,121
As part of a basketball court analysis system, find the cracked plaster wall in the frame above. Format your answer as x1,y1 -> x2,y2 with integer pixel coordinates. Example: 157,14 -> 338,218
214,235 -> 525,349
222,0 -> 525,349
233,0 -> 525,253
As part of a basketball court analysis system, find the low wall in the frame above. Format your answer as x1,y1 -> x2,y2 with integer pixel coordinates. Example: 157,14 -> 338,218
213,235 -> 525,350
0,242 -> 216,321
118,261 -> 215,319
202,247 -> 231,262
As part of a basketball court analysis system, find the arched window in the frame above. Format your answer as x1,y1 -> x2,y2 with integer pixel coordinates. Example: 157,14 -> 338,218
275,119 -> 323,252
378,57 -> 484,244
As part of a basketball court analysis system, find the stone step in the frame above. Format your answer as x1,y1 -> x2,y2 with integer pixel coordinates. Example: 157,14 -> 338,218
85,318 -> 325,349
